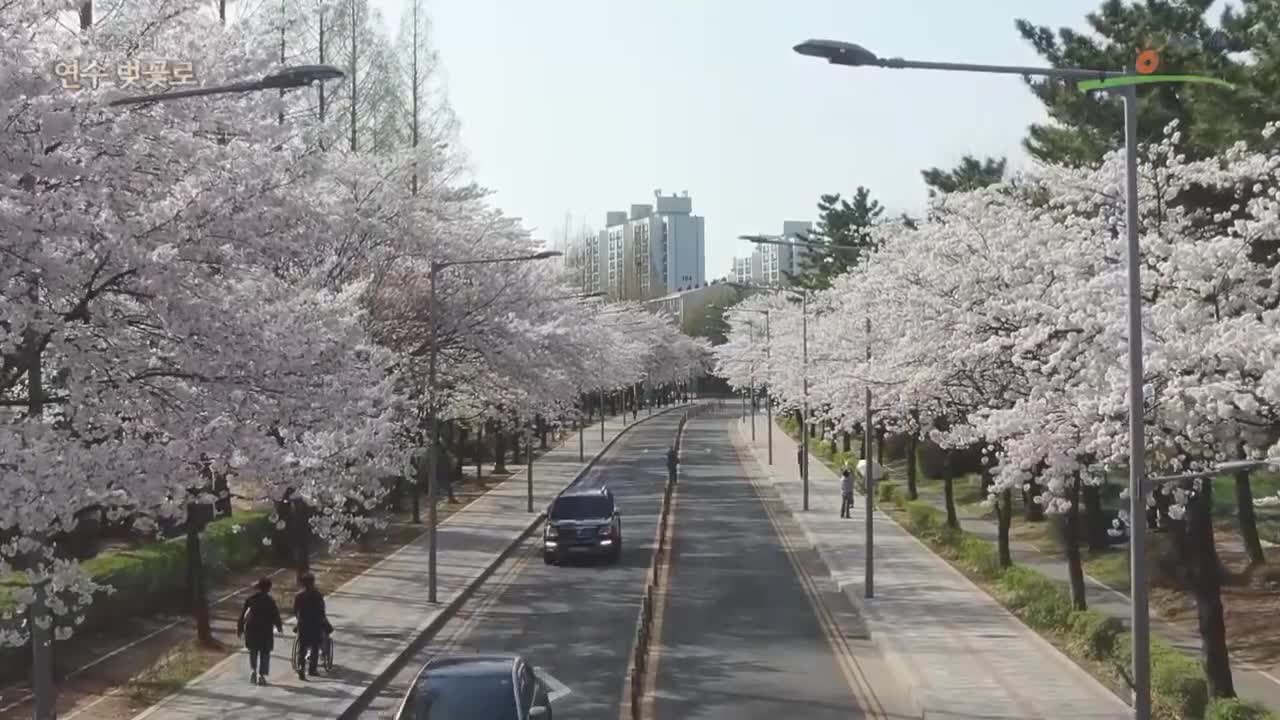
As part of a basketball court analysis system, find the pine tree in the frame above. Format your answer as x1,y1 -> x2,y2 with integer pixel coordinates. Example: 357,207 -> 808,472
1014,0 -> 1249,165
789,187 -> 883,291
922,155 -> 1007,197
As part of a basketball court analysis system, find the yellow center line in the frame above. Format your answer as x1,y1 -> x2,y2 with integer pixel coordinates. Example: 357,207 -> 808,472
737,440 -> 889,720
638,483 -> 678,720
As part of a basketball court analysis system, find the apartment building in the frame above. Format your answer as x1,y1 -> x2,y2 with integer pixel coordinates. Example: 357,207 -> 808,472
593,191 -> 706,301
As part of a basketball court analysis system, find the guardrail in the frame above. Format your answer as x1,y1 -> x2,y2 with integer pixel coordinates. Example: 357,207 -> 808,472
624,402 -> 708,719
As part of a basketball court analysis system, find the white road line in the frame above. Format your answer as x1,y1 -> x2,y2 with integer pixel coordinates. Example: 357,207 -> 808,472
535,667 -> 571,702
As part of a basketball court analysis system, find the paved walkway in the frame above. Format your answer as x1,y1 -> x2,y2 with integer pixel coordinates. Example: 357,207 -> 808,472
128,407 -> 684,720
911,485 -> 1280,713
733,419 -> 1131,720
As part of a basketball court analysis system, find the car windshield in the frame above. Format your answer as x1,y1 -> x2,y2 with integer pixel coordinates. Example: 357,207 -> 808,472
399,672 -> 517,720
550,495 -> 612,520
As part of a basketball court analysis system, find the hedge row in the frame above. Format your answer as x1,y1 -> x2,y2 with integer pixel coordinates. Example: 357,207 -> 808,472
1,511 -> 274,632
875,481 -> 1277,720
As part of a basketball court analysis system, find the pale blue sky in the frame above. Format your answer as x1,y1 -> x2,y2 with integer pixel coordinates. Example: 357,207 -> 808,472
368,0 -> 1153,277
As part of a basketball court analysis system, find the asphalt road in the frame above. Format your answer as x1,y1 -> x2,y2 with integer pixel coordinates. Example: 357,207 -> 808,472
355,409 -> 683,720
650,413 -> 884,719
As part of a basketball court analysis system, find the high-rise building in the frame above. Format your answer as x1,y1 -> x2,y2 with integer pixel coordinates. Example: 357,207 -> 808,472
730,220 -> 813,286
594,191 -> 706,301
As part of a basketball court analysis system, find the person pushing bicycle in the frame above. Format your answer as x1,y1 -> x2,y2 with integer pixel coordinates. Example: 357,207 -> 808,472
293,572 -> 332,680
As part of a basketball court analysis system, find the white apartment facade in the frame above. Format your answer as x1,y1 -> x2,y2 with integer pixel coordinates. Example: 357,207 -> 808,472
593,191 -> 706,301
730,220 -> 813,286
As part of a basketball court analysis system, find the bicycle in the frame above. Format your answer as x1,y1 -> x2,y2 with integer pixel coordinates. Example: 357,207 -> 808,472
292,629 -> 335,673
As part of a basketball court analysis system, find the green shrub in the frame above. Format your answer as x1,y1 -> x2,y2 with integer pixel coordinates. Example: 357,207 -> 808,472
905,501 -> 941,533
878,481 -> 900,504
891,495 -> 1227,720
1206,698 -> 1277,720
1152,640 -> 1210,720
954,533 -> 1002,579
996,567 -> 1073,630
1116,632 -> 1209,720
1068,610 -> 1124,660
74,511 -> 273,633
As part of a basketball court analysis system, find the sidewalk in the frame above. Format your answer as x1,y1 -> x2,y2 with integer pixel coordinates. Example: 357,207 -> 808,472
126,408 -> 682,720
733,419 -> 1131,720
912,485 -> 1280,713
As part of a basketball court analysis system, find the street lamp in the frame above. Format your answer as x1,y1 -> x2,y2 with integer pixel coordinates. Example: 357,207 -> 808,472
723,306 -> 772,465
426,249 -> 561,603
791,37 -> 1150,718
738,236 -> 840,511
747,234 -> 875,593
107,64 -> 345,106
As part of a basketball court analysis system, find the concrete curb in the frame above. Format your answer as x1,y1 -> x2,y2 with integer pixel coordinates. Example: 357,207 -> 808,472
728,422 -> 926,720
621,403 -> 699,720
733,422 -> 1131,720
343,404 -> 691,719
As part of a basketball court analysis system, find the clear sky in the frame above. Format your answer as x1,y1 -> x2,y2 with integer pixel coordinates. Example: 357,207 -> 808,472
367,0 -> 1135,278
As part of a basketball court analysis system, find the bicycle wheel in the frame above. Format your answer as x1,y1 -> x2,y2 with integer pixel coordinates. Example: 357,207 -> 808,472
322,636 -> 334,671
292,635 -> 304,673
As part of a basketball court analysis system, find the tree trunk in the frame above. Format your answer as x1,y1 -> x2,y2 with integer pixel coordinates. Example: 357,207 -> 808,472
442,423 -> 457,503
213,470 -> 232,516
185,510 -> 214,646
494,426 -> 509,474
876,428 -> 885,466
906,436 -> 919,500
1024,478 -> 1046,522
943,462 -> 959,529
998,488 -> 1014,568
474,425 -> 484,479
538,415 -> 549,450
289,497 -> 310,578
1176,482 -> 1236,699
455,427 -> 467,489
29,577 -> 55,720
1083,484 -> 1109,554
411,450 -> 423,523
1233,454 -> 1266,566
1066,476 -> 1088,610
842,432 -> 851,453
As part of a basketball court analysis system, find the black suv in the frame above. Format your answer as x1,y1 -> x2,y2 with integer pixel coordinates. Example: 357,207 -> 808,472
543,486 -> 621,564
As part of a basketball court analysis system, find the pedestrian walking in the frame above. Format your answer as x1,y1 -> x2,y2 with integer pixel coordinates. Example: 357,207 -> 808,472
237,577 -> 284,685
293,572 -> 333,680
840,469 -> 855,518
666,446 -> 679,485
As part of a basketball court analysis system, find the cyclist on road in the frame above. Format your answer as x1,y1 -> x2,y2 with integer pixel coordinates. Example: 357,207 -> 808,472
237,577 -> 284,686
293,572 -> 333,680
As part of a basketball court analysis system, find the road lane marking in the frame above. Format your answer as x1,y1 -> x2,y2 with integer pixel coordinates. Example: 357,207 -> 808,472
618,423 -> 685,720
637,478 -> 677,720
535,667 -> 571,701
434,539 -> 538,656
739,440 -> 889,720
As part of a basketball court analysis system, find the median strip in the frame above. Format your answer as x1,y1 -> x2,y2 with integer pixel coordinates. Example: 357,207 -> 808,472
619,403 -> 704,720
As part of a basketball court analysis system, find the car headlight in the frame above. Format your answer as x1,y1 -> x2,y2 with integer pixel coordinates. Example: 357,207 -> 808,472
597,524 -> 612,535
545,524 -> 558,538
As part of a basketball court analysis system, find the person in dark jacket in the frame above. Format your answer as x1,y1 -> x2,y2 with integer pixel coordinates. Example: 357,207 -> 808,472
237,577 -> 284,685
292,572 -> 333,680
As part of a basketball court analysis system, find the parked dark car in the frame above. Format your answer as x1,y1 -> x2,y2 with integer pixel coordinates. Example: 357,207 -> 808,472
393,653 -> 552,720
543,486 -> 621,564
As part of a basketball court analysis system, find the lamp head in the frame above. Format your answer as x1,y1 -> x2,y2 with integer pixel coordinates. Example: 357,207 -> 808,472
261,64 -> 345,89
793,39 -> 880,67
